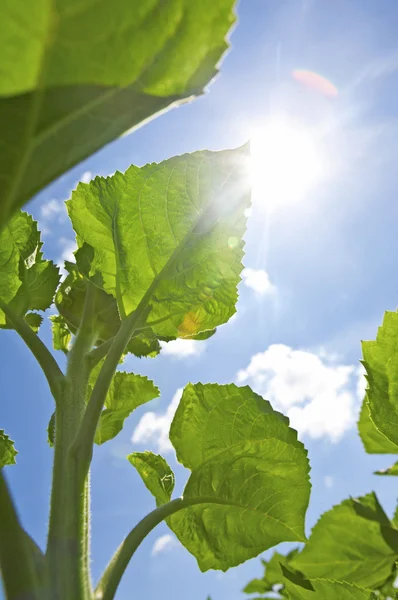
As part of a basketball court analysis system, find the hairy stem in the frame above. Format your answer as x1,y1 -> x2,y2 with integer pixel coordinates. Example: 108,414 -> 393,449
47,283 -> 98,600
0,298 -> 64,401
97,497 -> 220,600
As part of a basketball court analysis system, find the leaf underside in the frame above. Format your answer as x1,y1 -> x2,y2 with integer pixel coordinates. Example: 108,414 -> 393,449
68,146 -> 251,341
0,430 -> 18,468
132,382 -> 310,572
291,492 -> 398,589
0,0 -> 236,229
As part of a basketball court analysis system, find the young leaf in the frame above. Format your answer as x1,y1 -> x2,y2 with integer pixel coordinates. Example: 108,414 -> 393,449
362,311 -> 398,447
281,565 -> 373,600
25,313 -> 43,333
291,492 -> 398,588
68,145 -> 251,337
50,315 -> 71,354
358,395 -> 398,454
128,452 -> 175,506
0,211 -> 59,328
94,372 -> 159,445
0,430 -> 18,468
243,549 -> 299,596
167,383 -> 310,571
47,413 -> 56,448
374,461 -> 398,476
0,1 -> 236,229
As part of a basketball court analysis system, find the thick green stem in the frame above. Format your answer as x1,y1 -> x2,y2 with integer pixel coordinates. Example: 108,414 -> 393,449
0,298 -> 64,401
97,497 -> 219,600
46,283 -> 97,600
0,471 -> 44,600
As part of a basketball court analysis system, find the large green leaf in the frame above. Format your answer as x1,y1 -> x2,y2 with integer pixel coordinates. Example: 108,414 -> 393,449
358,395 -> 398,454
0,211 -> 59,327
128,451 -> 175,506
173,383 -> 309,571
291,493 -> 398,588
130,383 -> 310,572
0,1 -> 236,229
281,566 -> 373,600
95,372 -> 159,445
68,146 -> 251,338
0,431 -> 17,468
362,311 -> 398,447
170,383 -> 296,471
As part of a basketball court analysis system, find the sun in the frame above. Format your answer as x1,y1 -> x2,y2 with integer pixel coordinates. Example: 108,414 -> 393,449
249,117 -> 324,209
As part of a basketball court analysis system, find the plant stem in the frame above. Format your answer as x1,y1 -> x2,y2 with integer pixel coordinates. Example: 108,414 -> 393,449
71,305 -> 150,473
0,298 -> 64,402
97,497 -> 220,600
86,337 -> 114,368
0,471 -> 43,600
46,283 -> 98,600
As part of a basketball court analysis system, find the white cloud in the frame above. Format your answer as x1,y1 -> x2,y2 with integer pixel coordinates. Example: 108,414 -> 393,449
241,268 -> 275,296
57,237 -> 77,276
324,475 -> 334,489
160,338 -> 205,358
79,171 -> 92,184
237,344 -> 363,442
40,198 -> 66,220
151,534 -> 176,557
132,388 -> 183,453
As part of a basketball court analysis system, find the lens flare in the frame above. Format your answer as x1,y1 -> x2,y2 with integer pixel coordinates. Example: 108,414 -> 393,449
293,70 -> 338,98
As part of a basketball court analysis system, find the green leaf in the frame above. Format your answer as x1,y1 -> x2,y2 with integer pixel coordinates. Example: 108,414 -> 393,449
50,315 -> 71,354
291,493 -> 398,588
167,383 -> 310,571
95,372 -> 159,445
358,395 -> 398,454
56,260 -> 161,358
281,565 -> 373,600
0,1 -> 236,229
375,461 -> 398,476
0,211 -> 59,327
362,311 -> 398,447
170,382 -> 296,471
68,145 -> 251,337
128,451 -> 175,506
244,549 -> 299,596
24,313 -> 43,333
47,412 -> 56,448
0,430 -> 17,468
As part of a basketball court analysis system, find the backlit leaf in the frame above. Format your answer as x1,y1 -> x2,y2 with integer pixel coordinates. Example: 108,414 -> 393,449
51,315 -> 71,354
362,311 -> 398,447
95,372 -> 159,445
128,451 -> 175,506
291,493 -> 398,588
0,430 -> 17,468
56,260 -> 161,358
281,565 -> 373,600
68,146 -> 251,337
0,1 -> 236,228
168,383 -> 310,571
374,462 -> 398,476
243,548 -> 299,596
358,395 -> 398,454
0,211 -> 59,327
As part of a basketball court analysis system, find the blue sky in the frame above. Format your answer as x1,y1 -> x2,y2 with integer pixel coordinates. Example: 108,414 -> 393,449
3,0 -> 398,598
